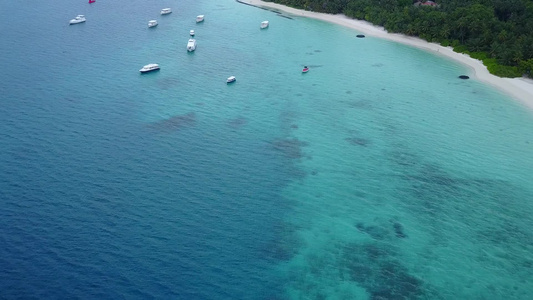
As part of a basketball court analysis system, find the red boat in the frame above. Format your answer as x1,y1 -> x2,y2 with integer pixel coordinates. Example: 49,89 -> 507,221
89,0 -> 95,3
302,66 -> 309,73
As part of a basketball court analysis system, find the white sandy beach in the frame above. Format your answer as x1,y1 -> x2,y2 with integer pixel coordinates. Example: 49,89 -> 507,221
247,0 -> 533,111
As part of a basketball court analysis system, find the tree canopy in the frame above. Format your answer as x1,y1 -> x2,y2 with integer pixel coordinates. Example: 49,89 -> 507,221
264,0 -> 533,78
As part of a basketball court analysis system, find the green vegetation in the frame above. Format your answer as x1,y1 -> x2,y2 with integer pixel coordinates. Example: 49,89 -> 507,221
264,0 -> 533,78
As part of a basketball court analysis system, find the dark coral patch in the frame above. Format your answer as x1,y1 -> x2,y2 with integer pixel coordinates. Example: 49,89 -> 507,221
341,242 -> 425,300
156,77 -> 180,90
389,151 -> 419,167
348,100 -> 373,109
392,222 -> 407,238
227,116 -> 247,129
260,221 -> 303,262
355,223 -> 390,240
147,112 -> 196,132
271,138 -> 309,159
346,137 -> 371,146
371,261 -> 423,300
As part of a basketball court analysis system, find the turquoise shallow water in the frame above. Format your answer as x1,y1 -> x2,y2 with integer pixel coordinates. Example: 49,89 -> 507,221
1,0 -> 533,299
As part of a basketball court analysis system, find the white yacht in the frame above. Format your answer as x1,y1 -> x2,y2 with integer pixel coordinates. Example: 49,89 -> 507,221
227,76 -> 236,83
69,15 -> 86,25
187,39 -> 197,52
190,29 -> 195,36
196,15 -> 204,23
260,21 -> 269,29
148,20 -> 158,28
161,8 -> 172,15
139,64 -> 160,73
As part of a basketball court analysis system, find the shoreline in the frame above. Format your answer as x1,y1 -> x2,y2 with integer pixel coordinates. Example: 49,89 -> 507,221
244,0 -> 533,111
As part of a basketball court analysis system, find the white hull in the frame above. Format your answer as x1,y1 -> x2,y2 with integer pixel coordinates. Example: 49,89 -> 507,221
140,64 -> 160,73
69,15 -> 86,25
187,39 -> 197,52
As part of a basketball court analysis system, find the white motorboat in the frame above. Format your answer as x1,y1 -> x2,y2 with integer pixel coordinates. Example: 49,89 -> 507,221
148,20 -> 158,28
139,64 -> 160,73
260,21 -> 269,29
69,15 -> 86,25
161,8 -> 172,15
227,76 -> 236,83
196,15 -> 204,23
187,39 -> 197,52
190,30 -> 195,36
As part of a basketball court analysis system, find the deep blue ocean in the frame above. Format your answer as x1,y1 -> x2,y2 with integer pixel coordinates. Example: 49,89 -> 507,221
1,0 -> 533,299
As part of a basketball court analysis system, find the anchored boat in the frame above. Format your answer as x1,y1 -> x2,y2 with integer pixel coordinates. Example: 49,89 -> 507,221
140,64 -> 160,73
187,39 -> 197,52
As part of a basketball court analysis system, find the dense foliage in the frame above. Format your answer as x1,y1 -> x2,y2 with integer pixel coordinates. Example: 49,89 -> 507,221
265,0 -> 533,77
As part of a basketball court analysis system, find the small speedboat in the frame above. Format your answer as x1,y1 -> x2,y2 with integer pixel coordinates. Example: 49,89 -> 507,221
161,8 -> 172,15
302,66 -> 309,73
139,64 -> 160,73
260,21 -> 269,29
148,20 -> 158,28
190,30 -> 195,36
227,76 -> 236,83
187,39 -> 197,52
196,15 -> 204,23
69,15 -> 86,25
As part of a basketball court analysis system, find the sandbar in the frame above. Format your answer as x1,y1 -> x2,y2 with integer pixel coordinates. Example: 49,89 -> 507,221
245,0 -> 533,111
